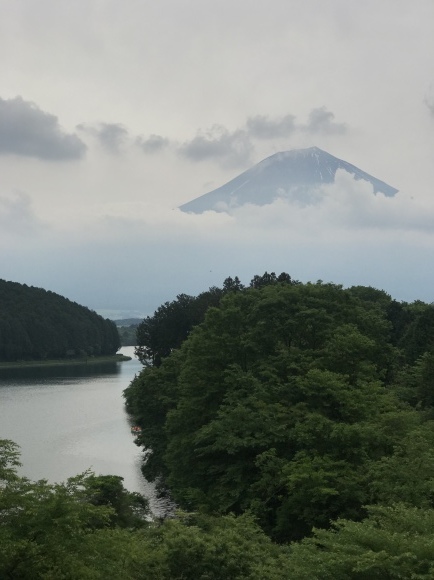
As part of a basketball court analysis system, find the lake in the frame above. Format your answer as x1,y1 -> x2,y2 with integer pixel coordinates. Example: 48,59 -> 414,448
0,346 -> 165,514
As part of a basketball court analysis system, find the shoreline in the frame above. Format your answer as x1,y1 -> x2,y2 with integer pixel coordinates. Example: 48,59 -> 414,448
0,353 -> 132,370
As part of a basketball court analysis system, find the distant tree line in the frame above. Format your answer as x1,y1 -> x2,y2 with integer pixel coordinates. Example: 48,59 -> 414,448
117,325 -> 139,347
0,279 -> 120,361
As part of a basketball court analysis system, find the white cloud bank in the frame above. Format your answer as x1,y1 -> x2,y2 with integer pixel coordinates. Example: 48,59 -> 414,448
85,169 -> 434,240
2,171 -> 434,316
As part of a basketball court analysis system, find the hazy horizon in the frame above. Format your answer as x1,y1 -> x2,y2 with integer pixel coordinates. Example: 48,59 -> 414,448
2,1 -> 434,315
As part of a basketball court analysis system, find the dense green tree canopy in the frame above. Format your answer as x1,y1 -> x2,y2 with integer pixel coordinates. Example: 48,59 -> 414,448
135,272 -> 295,366
125,277 -> 434,542
287,504 -> 434,579
0,279 -> 120,361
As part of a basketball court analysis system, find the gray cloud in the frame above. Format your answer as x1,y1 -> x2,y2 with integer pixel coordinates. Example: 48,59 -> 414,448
0,97 -> 86,160
303,107 -> 347,135
137,134 -> 170,154
95,123 -> 128,153
77,122 -> 128,153
179,108 -> 346,166
245,108 -> 346,139
98,107 -> 347,167
179,125 -> 253,167
246,114 -> 296,139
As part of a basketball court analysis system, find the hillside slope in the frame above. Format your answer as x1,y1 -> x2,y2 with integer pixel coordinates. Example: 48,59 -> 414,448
0,279 -> 120,361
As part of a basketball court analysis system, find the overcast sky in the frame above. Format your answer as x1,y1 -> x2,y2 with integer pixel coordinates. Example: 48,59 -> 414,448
1,0 -> 434,318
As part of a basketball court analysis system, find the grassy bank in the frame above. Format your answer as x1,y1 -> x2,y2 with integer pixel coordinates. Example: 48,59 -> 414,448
0,353 -> 132,370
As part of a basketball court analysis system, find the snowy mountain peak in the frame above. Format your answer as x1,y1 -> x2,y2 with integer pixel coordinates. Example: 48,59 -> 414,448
179,147 -> 398,214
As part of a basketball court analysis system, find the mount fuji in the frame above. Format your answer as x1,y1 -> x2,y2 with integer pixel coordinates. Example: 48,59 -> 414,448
179,147 -> 398,214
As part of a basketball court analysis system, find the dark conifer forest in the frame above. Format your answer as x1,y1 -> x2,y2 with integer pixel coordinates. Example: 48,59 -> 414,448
0,279 -> 120,361
4,273 -> 434,578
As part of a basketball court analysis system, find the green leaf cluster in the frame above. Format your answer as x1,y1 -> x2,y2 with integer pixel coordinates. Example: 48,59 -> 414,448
288,504 -> 434,579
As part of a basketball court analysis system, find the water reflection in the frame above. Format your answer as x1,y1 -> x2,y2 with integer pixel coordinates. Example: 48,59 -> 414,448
0,347 -> 166,516
0,360 -> 121,381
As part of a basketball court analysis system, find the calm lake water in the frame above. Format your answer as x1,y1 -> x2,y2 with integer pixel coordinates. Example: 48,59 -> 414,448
0,347 -> 165,514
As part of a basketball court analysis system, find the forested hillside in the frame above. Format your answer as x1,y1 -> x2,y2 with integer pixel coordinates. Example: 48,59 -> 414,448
5,274 -> 434,577
0,279 -> 120,361
125,274 -> 434,548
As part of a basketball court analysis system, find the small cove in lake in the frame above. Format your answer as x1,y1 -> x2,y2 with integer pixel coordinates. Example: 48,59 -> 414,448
0,346 -> 166,515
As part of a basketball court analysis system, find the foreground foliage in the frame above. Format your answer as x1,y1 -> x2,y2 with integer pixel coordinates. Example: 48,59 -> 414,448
0,440 -> 294,579
289,504 -> 434,579
4,448 -> 434,577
